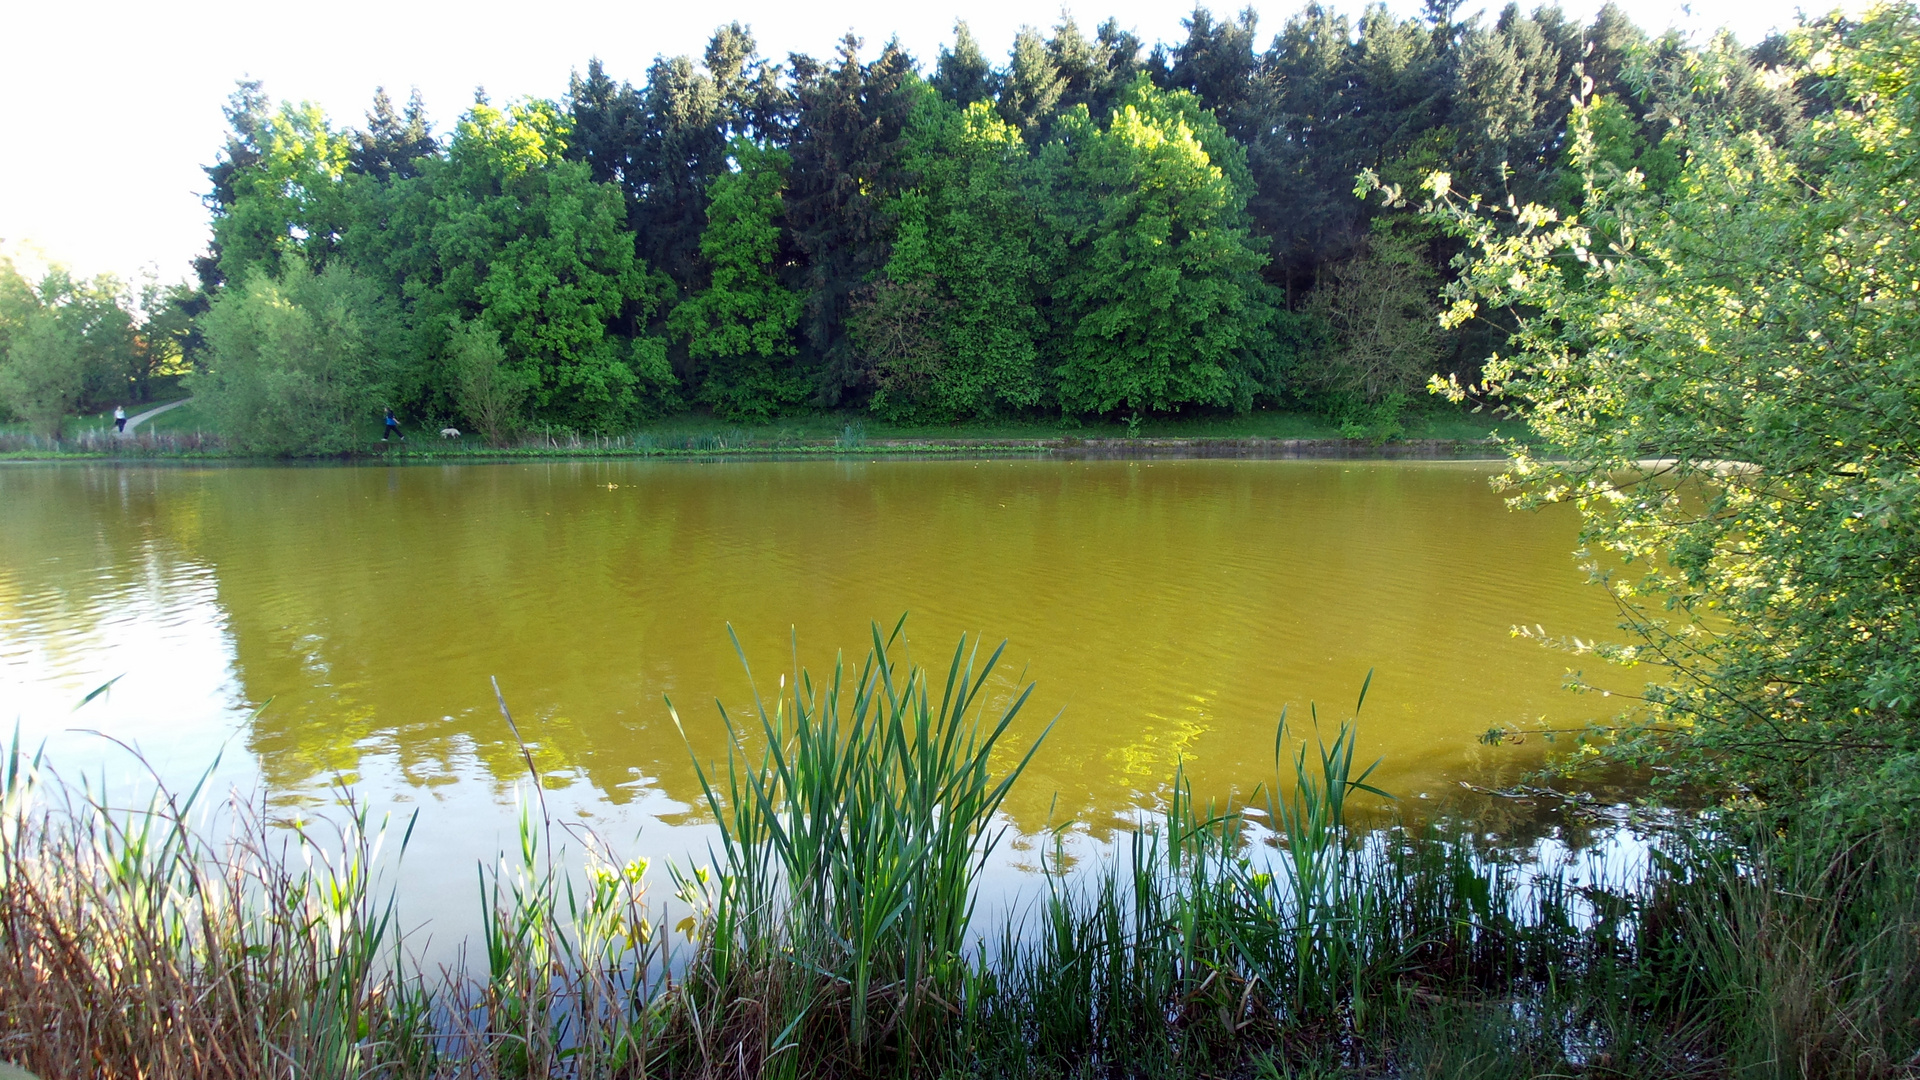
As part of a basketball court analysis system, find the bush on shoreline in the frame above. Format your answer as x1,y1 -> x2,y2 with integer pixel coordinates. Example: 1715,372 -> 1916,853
1408,5 -> 1920,822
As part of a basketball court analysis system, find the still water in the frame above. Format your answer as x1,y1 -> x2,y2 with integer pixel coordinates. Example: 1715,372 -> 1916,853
2,458 -> 1626,898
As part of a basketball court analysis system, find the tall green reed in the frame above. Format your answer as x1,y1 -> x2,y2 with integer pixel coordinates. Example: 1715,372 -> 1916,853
670,618 -> 1051,1072
6,649 -> 1916,1079
984,687 -> 1406,1071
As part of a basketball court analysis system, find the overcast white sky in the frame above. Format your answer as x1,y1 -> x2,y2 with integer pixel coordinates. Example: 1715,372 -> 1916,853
1,0 -> 1818,290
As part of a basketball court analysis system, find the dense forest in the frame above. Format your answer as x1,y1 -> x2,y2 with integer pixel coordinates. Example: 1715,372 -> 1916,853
2,3 -> 1806,446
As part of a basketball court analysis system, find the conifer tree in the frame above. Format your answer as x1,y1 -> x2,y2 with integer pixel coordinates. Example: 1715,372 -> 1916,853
349,88 -> 437,181
998,28 -> 1067,139
785,35 -> 916,401
933,22 -> 994,106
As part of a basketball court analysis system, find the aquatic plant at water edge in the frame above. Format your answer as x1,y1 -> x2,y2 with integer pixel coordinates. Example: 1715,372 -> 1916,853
3,639 -> 1916,1078
664,620 -> 1049,1073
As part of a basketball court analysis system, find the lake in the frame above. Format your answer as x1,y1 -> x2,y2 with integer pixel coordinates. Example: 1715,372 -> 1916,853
2,457 -> 1626,905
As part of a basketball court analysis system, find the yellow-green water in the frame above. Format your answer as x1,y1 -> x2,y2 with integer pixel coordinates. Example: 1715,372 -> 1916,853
2,458 -> 1625,844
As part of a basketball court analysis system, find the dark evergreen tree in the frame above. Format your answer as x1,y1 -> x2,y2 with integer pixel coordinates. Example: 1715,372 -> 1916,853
349,88 -> 436,181
1583,2 -> 1646,97
705,23 -> 790,139
998,28 -> 1066,139
1257,5 -> 1371,292
566,33 -> 788,317
1448,6 -> 1580,197
1046,16 -> 1120,118
631,57 -> 729,295
1095,19 -> 1150,97
567,58 -> 642,190
197,79 -> 273,292
784,35 -> 917,401
932,21 -> 994,107
1162,8 -> 1262,125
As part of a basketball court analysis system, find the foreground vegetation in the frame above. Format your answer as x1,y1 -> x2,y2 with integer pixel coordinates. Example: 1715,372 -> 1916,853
1399,5 -> 1920,823
4,633 -> 1915,1080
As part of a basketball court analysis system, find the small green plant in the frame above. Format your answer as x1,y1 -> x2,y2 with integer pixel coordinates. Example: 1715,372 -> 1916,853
1336,392 -> 1408,444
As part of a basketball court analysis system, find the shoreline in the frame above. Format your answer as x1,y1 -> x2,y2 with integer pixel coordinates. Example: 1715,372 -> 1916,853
0,434 -> 1511,464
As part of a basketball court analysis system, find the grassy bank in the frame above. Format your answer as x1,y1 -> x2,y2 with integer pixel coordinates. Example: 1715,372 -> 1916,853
3,631 -> 1913,1079
0,407 -> 1518,463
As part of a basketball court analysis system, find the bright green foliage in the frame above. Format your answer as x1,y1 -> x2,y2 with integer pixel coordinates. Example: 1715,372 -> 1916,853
0,257 -> 36,357
389,99 -> 671,429
1043,76 -> 1280,416
192,263 -> 397,455
125,9 -> 1832,444
1549,93 -> 1681,210
212,101 -> 355,283
859,91 -> 1047,420
0,260 -> 141,436
1416,6 -> 1920,816
446,319 -> 530,446
667,138 -> 807,420
0,312 -> 88,439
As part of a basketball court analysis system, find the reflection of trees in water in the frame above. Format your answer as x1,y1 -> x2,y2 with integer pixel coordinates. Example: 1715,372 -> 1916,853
0,466 -> 218,678
12,461 -> 1626,834
170,463 -> 694,803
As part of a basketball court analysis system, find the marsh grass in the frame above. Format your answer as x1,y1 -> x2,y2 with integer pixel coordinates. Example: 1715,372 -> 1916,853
661,620 -> 1049,1075
0,731 -> 434,1078
0,404 -> 1516,462
2,632 -> 1916,1080
0,428 -> 226,456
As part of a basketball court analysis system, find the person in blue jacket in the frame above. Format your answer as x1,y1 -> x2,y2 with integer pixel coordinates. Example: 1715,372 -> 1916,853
382,408 -> 405,441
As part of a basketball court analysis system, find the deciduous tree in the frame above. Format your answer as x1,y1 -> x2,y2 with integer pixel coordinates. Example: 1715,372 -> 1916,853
668,139 -> 807,419
192,263 -> 396,455
859,91 -> 1047,419
1043,77 -> 1281,415
1413,6 -> 1920,816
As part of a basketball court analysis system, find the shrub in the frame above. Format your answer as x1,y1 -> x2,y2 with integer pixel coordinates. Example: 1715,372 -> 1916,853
192,263 -> 397,455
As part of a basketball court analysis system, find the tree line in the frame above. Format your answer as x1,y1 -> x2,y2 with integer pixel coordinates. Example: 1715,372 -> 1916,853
3,3 -> 1806,448
0,266 -> 191,438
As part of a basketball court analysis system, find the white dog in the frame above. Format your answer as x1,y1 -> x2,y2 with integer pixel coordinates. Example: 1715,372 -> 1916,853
440,427 -> 461,439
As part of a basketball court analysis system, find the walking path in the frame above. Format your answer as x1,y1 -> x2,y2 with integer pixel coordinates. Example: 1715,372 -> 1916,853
121,397 -> 193,434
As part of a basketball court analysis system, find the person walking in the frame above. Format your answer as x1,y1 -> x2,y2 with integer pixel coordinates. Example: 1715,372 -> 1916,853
113,405 -> 126,433
382,408 -> 405,442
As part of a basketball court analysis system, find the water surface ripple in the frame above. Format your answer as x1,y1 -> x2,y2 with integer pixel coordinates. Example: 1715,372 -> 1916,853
2,458 -> 1624,850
